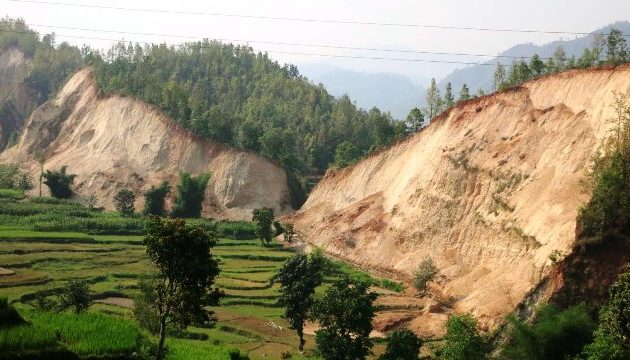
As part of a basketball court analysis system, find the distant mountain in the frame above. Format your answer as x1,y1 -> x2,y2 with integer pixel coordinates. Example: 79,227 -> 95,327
439,21 -> 630,93
299,64 -> 426,119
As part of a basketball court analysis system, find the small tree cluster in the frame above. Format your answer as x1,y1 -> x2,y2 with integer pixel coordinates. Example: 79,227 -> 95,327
32,280 -> 93,314
170,172 -> 210,218
42,165 -> 76,198
0,163 -> 32,190
440,314 -> 490,360
334,141 -> 361,168
252,207 -> 275,245
379,329 -> 423,360
114,189 -> 135,217
413,256 -> 438,293
143,181 -> 171,216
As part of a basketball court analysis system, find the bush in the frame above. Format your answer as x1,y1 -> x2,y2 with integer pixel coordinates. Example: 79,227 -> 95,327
133,279 -> 160,334
42,166 -> 76,199
143,181 -> 171,216
214,220 -> 257,240
379,329 -> 422,360
113,189 -> 135,217
171,172 -> 210,218
413,256 -> 438,293
0,163 -> 32,190
440,314 -> 489,360
57,280 -> 92,314
334,141 -> 361,168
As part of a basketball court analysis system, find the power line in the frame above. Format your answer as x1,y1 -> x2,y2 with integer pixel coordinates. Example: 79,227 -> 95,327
0,28 -> 501,66
25,22 -> 553,60
6,0 -> 630,37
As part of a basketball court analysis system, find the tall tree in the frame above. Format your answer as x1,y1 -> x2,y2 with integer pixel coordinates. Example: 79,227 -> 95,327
444,82 -> 455,108
553,46 -> 568,71
42,166 -> 76,199
606,28 -> 628,65
493,63 -> 507,90
405,107 -> 425,132
275,253 -> 324,351
529,54 -> 545,76
591,32 -> 606,64
312,277 -> 378,360
143,217 -> 222,360
458,84 -> 471,102
114,189 -> 135,217
252,207 -> 275,246
425,78 -> 443,119
170,172 -> 210,218
143,181 -> 171,217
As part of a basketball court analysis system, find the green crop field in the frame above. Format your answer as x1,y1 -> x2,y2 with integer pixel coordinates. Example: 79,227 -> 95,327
0,192 -> 401,359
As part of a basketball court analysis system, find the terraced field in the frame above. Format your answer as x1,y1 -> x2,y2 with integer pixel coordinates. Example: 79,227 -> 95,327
0,193 -> 406,359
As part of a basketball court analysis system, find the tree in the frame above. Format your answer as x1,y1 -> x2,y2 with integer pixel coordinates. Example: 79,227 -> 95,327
606,28 -> 628,65
283,223 -> 296,243
553,46 -> 567,71
591,32 -> 606,64
413,256 -> 438,293
312,277 -> 378,360
170,172 -> 210,218
334,141 -> 361,168
493,63 -> 507,90
143,217 -> 222,360
276,253 -> 324,351
425,78 -> 443,120
114,189 -> 135,217
441,314 -> 489,360
529,54 -> 545,76
406,108 -> 425,133
584,269 -> 630,360
458,84 -> 471,102
58,280 -> 92,314
379,329 -> 423,360
42,165 -> 76,199
444,82 -> 455,108
133,278 -> 161,334
252,207 -> 275,246
143,181 -> 171,216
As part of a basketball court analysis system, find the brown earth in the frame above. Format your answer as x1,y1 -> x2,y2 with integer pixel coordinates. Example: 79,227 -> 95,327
0,68 -> 292,219
291,65 -> 630,334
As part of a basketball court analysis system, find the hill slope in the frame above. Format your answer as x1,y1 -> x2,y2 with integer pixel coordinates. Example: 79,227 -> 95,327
0,68 -> 292,219
292,66 -> 630,331
439,21 -> 630,92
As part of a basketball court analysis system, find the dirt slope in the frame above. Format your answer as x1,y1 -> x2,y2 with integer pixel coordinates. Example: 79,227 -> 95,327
0,68 -> 292,219
292,66 -> 630,332
0,47 -> 39,150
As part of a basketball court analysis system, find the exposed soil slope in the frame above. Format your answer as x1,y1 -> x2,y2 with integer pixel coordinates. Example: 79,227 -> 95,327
292,66 -> 630,331
0,48 -> 39,149
0,68 -> 292,219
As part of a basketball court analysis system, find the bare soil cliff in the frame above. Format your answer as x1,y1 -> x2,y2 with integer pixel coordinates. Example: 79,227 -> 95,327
0,68 -> 292,219
292,66 -> 630,332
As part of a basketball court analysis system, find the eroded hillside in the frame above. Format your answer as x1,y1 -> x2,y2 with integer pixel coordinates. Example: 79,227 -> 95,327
0,68 -> 292,219
292,66 -> 630,332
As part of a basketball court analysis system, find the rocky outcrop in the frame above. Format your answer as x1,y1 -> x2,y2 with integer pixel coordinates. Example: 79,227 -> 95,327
0,68 -> 292,219
292,66 -> 630,332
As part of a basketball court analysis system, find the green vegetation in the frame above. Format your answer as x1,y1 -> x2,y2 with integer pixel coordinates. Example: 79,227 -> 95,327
42,166 -> 76,199
334,141 -> 361,168
312,277 -> 377,360
143,217 -> 222,360
501,304 -> 596,359
252,207 -> 275,246
171,172 -> 211,218
440,314 -> 489,360
143,181 -> 171,217
57,280 -> 93,314
379,329 -> 422,360
413,256 -> 438,293
276,253 -> 324,351
114,189 -> 136,217
0,163 -> 32,191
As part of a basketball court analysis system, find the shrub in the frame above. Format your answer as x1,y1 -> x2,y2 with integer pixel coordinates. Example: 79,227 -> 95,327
283,223 -> 296,243
133,279 -> 160,334
113,189 -> 135,217
379,329 -> 422,360
58,280 -> 92,314
214,220 -> 257,240
42,166 -> 76,199
334,141 -> 361,168
0,163 -> 32,190
441,314 -> 489,360
143,181 -> 171,216
413,256 -> 438,293
171,172 -> 210,218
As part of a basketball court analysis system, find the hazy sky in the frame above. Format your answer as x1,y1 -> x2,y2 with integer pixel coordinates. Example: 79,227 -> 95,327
3,0 -> 630,81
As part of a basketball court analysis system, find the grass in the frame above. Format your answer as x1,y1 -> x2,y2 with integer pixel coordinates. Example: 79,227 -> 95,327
0,189 -> 25,200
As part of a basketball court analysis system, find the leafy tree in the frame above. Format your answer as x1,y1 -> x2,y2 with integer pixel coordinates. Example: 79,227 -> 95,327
606,28 -> 628,65
276,253 -> 324,351
143,181 -> 171,216
444,82 -> 455,108
458,84 -> 471,102
584,269 -> 630,360
379,329 -> 422,360
133,278 -> 161,334
252,207 -> 275,245
425,78 -> 443,120
529,54 -> 545,76
493,63 -> 507,90
283,223 -> 296,243
334,141 -> 361,168
501,304 -> 595,360
143,217 -> 222,360
440,314 -> 489,360
413,256 -> 438,293
58,280 -> 92,314
312,277 -> 378,360
553,46 -> 568,71
406,107 -> 425,132
591,32 -> 606,64
42,165 -> 76,199
170,172 -> 210,218
114,188 -> 135,217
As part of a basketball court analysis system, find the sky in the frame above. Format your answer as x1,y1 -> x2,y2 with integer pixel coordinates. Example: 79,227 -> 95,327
3,0 -> 630,82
